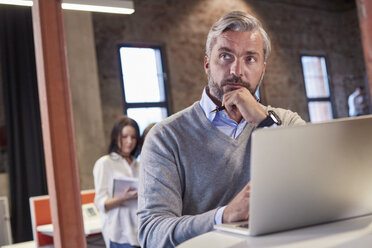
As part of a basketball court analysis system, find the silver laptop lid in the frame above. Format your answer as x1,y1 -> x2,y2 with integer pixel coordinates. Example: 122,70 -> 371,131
249,115 -> 372,236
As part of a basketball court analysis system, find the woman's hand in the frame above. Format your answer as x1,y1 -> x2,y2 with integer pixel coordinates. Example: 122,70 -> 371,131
104,187 -> 138,211
120,187 -> 138,201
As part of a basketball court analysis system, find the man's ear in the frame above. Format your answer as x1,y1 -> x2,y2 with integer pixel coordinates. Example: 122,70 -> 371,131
204,55 -> 209,74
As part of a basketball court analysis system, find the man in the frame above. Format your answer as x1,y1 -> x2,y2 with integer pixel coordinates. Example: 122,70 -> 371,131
138,11 -> 305,247
348,86 -> 369,117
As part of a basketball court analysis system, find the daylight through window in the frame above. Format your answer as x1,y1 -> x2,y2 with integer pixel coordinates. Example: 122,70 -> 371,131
119,46 -> 170,133
301,55 -> 333,122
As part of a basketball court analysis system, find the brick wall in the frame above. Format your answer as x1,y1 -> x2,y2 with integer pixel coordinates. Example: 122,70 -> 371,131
93,0 -> 365,128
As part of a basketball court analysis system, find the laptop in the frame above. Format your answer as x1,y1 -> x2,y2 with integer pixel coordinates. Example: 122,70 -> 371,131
214,115 -> 372,236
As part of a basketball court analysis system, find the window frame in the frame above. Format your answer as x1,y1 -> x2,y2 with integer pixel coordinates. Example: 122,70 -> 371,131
300,53 -> 335,121
117,43 -> 173,117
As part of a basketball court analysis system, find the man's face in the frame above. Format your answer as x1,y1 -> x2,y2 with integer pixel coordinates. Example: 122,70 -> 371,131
204,30 -> 266,102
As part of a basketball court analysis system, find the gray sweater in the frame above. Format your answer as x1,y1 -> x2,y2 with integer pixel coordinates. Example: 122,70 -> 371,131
138,102 -> 305,247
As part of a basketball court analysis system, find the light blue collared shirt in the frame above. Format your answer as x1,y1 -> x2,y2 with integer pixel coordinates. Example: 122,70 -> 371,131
199,88 -> 254,225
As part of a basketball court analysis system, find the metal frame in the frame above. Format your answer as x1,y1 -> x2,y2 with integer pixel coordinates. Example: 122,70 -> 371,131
117,43 -> 172,117
300,54 -> 335,120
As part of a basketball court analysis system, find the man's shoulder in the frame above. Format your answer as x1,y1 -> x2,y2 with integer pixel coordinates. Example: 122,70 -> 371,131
144,102 -> 205,145
156,102 -> 201,128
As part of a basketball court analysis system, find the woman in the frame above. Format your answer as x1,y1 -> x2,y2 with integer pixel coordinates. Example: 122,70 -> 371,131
138,122 -> 156,157
93,116 -> 141,248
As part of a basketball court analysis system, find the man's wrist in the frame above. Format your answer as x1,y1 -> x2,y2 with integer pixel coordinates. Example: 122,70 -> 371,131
257,110 -> 282,128
214,206 -> 226,224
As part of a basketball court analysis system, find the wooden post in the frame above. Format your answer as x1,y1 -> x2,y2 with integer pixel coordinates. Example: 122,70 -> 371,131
31,0 -> 86,247
356,0 -> 372,109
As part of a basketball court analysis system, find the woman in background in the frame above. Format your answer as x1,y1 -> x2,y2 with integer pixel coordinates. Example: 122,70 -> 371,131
93,116 -> 141,248
138,122 -> 156,157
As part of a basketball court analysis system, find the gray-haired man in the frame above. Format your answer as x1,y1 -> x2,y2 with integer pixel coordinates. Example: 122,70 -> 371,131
138,11 -> 305,247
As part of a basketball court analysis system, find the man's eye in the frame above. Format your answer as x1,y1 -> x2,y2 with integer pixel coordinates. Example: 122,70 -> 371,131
246,57 -> 256,63
220,53 -> 232,60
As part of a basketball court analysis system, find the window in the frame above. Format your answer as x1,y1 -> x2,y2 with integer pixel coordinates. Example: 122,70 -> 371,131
119,45 -> 170,133
301,55 -> 333,122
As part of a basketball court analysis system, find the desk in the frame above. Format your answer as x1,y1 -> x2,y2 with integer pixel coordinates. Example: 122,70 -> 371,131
29,191 -> 99,247
0,241 -> 52,248
0,235 -> 104,248
178,214 -> 372,248
36,219 -> 101,237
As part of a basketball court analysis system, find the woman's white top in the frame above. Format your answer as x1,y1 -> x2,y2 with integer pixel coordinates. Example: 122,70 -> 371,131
93,152 -> 140,247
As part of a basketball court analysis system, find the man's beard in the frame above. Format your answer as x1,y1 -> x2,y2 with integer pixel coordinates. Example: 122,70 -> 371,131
207,69 -> 264,102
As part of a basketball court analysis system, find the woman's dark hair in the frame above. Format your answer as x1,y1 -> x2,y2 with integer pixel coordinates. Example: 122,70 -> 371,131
142,123 -> 156,143
108,116 -> 140,157
138,122 -> 156,154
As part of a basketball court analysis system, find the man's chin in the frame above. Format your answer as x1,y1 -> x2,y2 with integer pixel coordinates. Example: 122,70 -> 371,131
223,85 -> 256,95
224,84 -> 244,92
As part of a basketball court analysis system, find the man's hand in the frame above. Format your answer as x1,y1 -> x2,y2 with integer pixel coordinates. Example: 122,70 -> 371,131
222,87 -> 267,125
222,182 -> 250,223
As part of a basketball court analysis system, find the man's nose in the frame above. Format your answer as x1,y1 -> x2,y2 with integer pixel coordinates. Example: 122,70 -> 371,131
230,59 -> 243,77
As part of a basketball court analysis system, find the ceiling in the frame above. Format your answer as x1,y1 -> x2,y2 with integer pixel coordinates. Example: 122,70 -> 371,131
260,0 -> 356,12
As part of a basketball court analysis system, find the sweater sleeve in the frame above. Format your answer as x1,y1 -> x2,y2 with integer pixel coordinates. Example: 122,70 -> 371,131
266,106 -> 306,127
137,126 -> 217,248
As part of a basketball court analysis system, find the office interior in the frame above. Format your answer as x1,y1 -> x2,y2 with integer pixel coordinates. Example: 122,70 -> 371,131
0,0 -> 371,246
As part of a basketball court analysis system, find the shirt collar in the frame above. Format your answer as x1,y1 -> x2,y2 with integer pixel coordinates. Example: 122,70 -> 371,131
200,87 -> 219,122
110,152 -> 135,165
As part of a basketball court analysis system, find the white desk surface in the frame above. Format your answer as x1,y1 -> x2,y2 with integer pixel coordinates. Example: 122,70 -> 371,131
1,241 -> 35,248
36,219 -> 101,237
0,241 -> 52,248
178,214 -> 372,248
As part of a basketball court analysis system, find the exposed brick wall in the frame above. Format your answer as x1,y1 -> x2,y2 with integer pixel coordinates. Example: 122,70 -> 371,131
93,0 -> 365,132
254,1 -> 365,120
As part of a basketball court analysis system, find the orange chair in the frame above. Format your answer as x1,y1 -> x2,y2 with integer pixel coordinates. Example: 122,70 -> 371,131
29,189 -> 97,247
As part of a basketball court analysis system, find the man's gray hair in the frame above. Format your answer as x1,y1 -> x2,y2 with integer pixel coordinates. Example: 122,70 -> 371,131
206,11 -> 271,61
